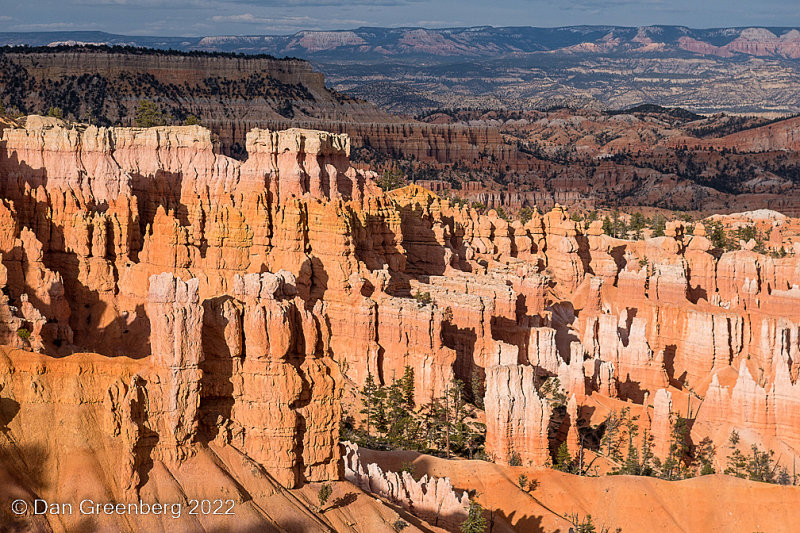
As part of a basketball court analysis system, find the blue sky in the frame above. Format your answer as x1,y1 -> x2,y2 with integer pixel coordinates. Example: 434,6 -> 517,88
0,0 -> 798,35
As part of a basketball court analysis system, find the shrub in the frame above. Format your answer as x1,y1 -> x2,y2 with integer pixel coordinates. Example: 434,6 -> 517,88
393,519 -> 409,531
378,168 -> 405,191
316,483 -> 332,512
135,99 -> 166,127
412,290 -> 432,307
471,201 -> 486,214
519,207 -> 534,224
460,501 -> 487,533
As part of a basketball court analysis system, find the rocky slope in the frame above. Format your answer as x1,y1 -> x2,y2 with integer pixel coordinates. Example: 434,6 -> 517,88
4,47 -> 800,214
1,117 -> 800,530
410,107 -> 800,215
6,27 -> 800,115
0,46 -> 509,167
0,47 -> 396,158
362,447 -> 800,532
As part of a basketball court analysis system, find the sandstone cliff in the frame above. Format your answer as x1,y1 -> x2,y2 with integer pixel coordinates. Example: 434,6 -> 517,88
2,118 -> 800,529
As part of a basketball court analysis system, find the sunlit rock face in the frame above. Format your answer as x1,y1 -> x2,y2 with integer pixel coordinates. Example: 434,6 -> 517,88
2,118 -> 800,530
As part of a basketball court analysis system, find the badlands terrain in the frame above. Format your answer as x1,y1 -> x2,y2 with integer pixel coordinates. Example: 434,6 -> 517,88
3,25 -> 800,114
0,113 -> 799,532
3,47 -> 800,214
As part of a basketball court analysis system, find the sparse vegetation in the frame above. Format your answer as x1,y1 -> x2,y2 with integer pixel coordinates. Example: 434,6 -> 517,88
378,168 -> 405,191
412,290 -> 432,307
471,201 -> 487,214
347,366 -> 485,460
135,99 -> 166,127
564,512 -> 621,533
470,368 -> 485,409
724,430 -> 793,484
393,519 -> 410,531
316,482 -> 332,512
518,207 -> 534,224
46,106 -> 64,119
460,501 -> 487,533
539,377 -> 567,408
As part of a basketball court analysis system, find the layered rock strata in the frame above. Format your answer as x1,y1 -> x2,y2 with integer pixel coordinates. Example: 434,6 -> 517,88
1,117 -> 800,525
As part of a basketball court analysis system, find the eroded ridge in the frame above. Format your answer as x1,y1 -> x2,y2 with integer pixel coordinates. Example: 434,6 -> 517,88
1,118 -> 800,530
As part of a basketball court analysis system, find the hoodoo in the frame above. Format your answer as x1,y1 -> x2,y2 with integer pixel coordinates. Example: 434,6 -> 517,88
1,117 -> 800,531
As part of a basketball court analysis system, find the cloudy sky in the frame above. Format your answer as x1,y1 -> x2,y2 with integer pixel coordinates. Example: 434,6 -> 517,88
1,0 -> 798,35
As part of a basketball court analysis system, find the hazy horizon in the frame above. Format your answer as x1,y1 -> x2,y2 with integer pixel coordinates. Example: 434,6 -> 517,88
1,0 -> 798,37
4,23 -> 800,40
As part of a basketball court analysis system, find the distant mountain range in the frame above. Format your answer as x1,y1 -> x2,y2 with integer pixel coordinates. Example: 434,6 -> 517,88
3,26 -> 800,115
2,26 -> 800,60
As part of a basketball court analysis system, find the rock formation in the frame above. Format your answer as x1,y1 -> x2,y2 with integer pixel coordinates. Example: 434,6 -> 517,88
485,364 -> 552,465
146,273 -> 204,463
342,441 -> 470,529
650,388 -> 673,460
2,117 -> 800,529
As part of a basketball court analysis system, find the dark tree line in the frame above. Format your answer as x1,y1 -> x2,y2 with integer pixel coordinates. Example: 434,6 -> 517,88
343,366 -> 486,460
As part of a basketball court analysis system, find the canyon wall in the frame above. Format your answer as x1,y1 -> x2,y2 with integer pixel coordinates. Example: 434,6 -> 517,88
1,118 -> 800,528
0,49 -> 514,165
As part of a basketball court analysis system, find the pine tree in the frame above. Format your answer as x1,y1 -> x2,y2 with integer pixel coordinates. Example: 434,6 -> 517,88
555,442 -> 574,473
470,368 -> 485,409
421,396 -> 446,451
374,385 -> 388,435
695,437 -> 716,475
47,106 -> 63,119
638,428 -> 654,476
386,374 -> 418,447
661,416 -> 691,479
747,445 -> 777,483
575,515 -> 597,533
401,366 -> 415,408
614,410 -> 642,475
460,501 -> 487,533
360,372 -> 379,438
509,451 -> 523,466
651,215 -> 666,237
601,215 -> 613,236
600,409 -> 624,461
724,430 -> 748,478
448,379 -> 470,454
463,421 -> 485,460
135,99 -> 166,127
378,168 -> 405,191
